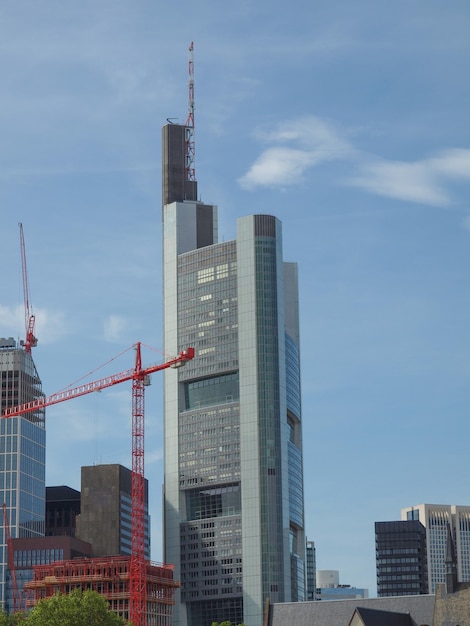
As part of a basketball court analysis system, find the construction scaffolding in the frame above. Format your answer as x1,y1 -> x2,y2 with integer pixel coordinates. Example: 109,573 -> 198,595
24,555 -> 180,625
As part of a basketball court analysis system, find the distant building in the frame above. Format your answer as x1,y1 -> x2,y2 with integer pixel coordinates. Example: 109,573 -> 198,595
8,535 -> 92,613
0,338 -> 46,611
45,486 -> 80,537
375,520 -> 428,596
76,464 -> 150,559
306,540 -> 316,600
315,570 -> 368,601
401,504 -> 470,593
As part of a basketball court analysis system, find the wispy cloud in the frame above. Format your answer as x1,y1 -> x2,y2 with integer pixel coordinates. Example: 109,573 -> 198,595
350,149 -> 470,206
238,116 -> 354,189
0,304 -> 66,344
103,314 -> 128,342
239,116 -> 470,208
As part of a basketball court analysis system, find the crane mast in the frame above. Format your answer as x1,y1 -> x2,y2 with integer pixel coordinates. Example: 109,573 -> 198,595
18,223 -> 37,353
2,344 -> 195,625
130,343 -> 147,624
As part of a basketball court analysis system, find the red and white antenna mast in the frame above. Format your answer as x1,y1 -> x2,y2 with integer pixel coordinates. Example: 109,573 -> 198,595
19,223 -> 37,353
185,41 -> 196,182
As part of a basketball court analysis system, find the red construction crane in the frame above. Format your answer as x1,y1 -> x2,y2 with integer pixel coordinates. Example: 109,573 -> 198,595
2,503 -> 19,614
18,223 -> 37,354
2,342 -> 195,625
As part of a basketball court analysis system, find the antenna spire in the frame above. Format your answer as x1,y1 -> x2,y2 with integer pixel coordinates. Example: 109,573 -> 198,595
185,42 -> 196,182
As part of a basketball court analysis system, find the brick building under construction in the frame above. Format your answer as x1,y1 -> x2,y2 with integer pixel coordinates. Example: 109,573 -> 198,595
24,555 -> 179,625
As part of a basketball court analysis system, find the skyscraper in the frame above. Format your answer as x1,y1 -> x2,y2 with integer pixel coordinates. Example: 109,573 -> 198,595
375,520 -> 428,596
0,338 -> 46,610
162,122 -> 305,626
401,504 -> 470,593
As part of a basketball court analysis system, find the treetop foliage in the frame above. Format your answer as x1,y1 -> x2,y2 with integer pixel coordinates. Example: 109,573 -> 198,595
1,589 -> 126,626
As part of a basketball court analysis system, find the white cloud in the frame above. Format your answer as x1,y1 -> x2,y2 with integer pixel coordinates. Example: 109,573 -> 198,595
238,116 -> 354,189
0,305 -> 22,337
349,159 -> 451,207
428,148 -> 470,179
35,307 -> 68,344
0,304 -> 67,344
103,314 -> 128,342
239,147 -> 318,189
240,115 -> 470,208
350,148 -> 470,207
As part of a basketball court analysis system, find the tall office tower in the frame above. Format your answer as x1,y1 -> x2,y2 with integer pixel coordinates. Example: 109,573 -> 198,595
401,504 -> 470,593
306,540 -> 316,601
76,464 -> 150,559
0,337 -> 46,610
375,521 -> 428,596
162,123 -> 305,626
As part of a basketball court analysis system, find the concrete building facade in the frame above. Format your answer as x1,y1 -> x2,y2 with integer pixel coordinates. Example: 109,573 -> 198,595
402,503 -> 470,593
0,338 -> 46,611
76,464 -> 150,560
162,123 -> 305,626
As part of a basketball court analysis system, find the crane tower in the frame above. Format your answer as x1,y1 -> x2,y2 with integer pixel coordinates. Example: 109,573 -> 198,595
2,344 -> 194,626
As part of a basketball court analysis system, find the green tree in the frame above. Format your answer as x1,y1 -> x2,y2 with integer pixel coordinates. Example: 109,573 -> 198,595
25,589 -> 126,626
211,622 -> 245,626
0,610 -> 26,625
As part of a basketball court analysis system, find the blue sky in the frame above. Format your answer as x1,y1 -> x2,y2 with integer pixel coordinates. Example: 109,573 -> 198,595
1,1 -> 470,596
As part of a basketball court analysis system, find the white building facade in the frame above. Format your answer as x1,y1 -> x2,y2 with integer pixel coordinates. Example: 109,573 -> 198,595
402,503 -> 470,592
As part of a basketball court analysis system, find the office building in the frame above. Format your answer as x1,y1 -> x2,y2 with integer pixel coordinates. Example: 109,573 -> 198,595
306,540 -> 316,601
8,535 -> 92,613
375,520 -> 428,596
45,485 -> 80,537
162,122 -> 305,626
315,570 -> 368,601
75,464 -> 150,559
0,338 -> 46,611
401,504 -> 470,593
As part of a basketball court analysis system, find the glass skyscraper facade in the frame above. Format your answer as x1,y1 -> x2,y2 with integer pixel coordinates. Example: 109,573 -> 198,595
0,340 -> 46,610
162,124 -> 305,626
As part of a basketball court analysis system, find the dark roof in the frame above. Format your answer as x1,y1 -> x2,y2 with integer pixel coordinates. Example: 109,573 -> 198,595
352,607 -> 414,626
46,485 -> 80,502
269,595 -> 435,626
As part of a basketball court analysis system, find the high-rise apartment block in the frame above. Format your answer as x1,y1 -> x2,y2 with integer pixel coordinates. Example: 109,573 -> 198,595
375,520 -> 428,596
0,338 -> 46,611
401,504 -> 470,593
162,122 -> 305,626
